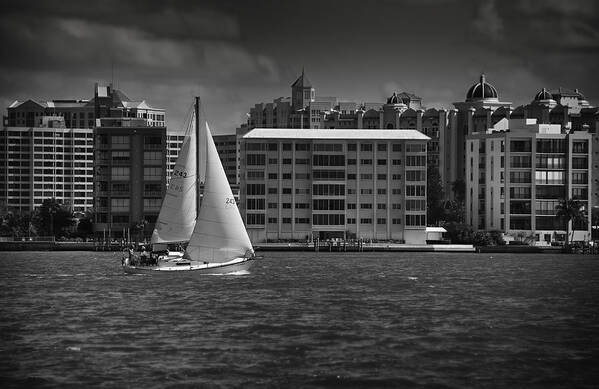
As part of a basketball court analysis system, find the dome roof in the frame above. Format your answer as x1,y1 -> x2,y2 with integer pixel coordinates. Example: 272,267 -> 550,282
534,88 -> 553,101
387,92 -> 399,104
466,74 -> 499,101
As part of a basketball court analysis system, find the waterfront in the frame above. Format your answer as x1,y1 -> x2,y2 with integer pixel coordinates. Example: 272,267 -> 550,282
0,251 -> 598,388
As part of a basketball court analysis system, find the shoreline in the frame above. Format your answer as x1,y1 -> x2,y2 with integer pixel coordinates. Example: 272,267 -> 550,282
1,241 -> 592,254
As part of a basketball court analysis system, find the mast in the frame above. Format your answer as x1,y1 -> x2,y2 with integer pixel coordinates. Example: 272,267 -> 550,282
195,96 -> 201,217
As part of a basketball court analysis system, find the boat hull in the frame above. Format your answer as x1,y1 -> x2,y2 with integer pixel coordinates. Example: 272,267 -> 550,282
122,257 -> 256,275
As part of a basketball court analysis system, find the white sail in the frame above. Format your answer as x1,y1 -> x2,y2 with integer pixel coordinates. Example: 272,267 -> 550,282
185,122 -> 253,263
150,122 -> 197,244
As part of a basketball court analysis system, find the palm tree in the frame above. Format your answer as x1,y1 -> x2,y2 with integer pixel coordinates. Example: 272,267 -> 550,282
555,198 -> 586,246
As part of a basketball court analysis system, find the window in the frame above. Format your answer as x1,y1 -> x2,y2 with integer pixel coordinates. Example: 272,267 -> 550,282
111,167 -> 130,180
392,159 -> 402,166
112,151 -> 130,163
112,183 -> 131,193
111,198 -> 130,211
268,173 -> 278,179
377,144 -> 387,152
510,140 -> 531,152
246,184 -> 265,195
143,151 -> 161,164
377,159 -> 387,165
246,198 -> 265,210
295,143 -> 311,151
313,143 -> 341,152
143,198 -> 162,211
313,184 -> 345,196
510,155 -> 531,168
144,167 -> 162,180
405,185 -> 425,197
347,159 -> 356,165
406,199 -> 426,211
360,203 -> 372,209
143,136 -> 162,150
111,135 -> 130,149
377,204 -> 386,210
312,170 -> 345,180
348,143 -> 357,151
247,154 -> 266,165
405,214 -> 426,226
406,170 -> 425,181
377,218 -> 386,224
268,187 -> 277,194
360,218 -> 372,224
247,171 -> 265,180
360,159 -> 372,165
406,144 -> 425,153
360,173 -> 373,180
246,214 -> 265,225
360,189 -> 373,195
377,188 -> 386,195
360,144 -> 373,152
313,155 -> 345,166
510,171 -> 531,183
313,214 -> 345,225
268,158 -> 278,164
406,156 -> 426,166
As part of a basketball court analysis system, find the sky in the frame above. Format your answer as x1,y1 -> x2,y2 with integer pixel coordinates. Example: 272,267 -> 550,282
1,0 -> 598,134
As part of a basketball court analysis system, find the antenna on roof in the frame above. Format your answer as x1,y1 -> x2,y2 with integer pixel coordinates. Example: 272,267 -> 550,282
111,59 -> 114,88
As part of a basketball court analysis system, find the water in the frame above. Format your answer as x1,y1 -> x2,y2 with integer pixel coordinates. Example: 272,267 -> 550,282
1,251 -> 598,388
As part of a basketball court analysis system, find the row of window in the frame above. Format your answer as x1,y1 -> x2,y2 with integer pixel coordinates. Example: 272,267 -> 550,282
251,155 -> 404,166
246,142 -> 410,153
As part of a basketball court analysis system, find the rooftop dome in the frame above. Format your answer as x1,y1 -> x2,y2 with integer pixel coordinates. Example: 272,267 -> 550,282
466,74 -> 499,101
534,87 -> 553,101
387,92 -> 399,104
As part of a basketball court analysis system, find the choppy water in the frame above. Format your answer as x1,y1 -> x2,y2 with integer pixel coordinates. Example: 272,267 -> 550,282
0,251 -> 598,388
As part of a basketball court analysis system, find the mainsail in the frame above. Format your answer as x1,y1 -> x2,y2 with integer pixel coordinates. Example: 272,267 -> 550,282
150,111 -> 198,244
185,122 -> 253,263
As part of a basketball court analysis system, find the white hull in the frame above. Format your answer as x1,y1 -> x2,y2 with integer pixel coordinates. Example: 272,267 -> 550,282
123,257 -> 256,275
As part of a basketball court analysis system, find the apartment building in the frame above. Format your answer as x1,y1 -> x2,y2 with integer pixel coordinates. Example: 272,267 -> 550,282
240,129 -> 430,244
465,118 -> 592,244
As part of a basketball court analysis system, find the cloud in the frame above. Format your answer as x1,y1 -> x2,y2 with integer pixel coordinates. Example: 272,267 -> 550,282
471,0 -> 504,41
0,4 -> 281,133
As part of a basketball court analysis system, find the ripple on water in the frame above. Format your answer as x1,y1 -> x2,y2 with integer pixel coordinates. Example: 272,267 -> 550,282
0,251 -> 598,388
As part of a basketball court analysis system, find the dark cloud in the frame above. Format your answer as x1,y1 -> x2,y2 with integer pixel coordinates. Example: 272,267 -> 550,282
0,0 -> 597,133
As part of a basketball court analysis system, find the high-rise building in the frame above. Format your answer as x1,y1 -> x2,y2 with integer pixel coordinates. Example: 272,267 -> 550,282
240,129 -> 430,244
465,118 -> 593,244
0,122 -> 94,215
1,100 -> 96,215
93,122 -> 166,238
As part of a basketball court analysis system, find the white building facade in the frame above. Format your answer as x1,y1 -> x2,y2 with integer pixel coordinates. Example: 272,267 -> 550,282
240,129 -> 430,244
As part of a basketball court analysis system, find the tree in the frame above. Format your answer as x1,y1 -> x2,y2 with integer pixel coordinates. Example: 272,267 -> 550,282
31,198 -> 74,239
555,198 -> 587,246
75,209 -> 95,239
0,212 -> 33,238
452,179 -> 466,205
426,165 -> 445,225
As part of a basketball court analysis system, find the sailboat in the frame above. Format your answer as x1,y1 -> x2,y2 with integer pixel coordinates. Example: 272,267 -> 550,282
122,98 -> 258,274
